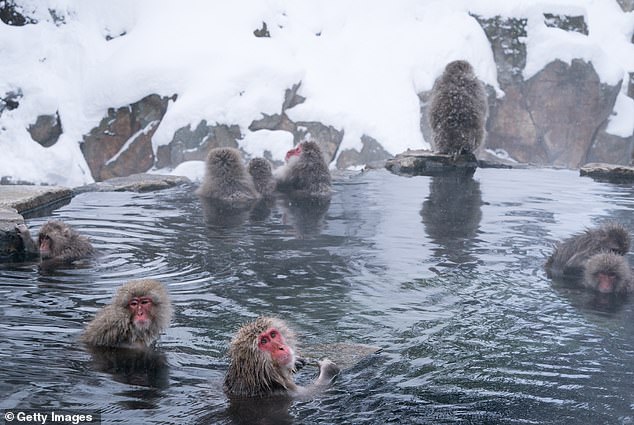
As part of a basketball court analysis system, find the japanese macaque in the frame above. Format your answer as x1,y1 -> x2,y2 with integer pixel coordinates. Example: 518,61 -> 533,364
274,141 -> 332,201
14,220 -> 94,264
582,252 -> 633,294
247,157 -> 276,197
223,316 -> 339,398
196,147 -> 260,206
81,279 -> 172,349
428,60 -> 488,157
545,222 -> 630,279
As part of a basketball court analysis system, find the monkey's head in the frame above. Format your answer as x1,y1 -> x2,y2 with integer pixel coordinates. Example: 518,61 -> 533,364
228,317 -> 297,391
247,157 -> 273,180
584,252 -> 632,294
285,141 -> 323,162
600,223 -> 630,255
444,60 -> 474,77
114,279 -> 172,334
38,220 -> 73,259
207,147 -> 243,171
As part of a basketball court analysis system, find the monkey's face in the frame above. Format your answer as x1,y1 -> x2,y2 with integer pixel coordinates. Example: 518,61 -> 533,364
285,145 -> 302,162
128,296 -> 154,330
257,327 -> 295,370
595,271 -> 618,293
38,223 -> 70,259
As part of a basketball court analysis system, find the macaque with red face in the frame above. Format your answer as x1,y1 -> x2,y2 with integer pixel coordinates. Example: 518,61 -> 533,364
582,252 -> 633,294
274,141 -> 332,201
14,220 -> 94,265
223,316 -> 339,398
545,222 -> 630,279
81,279 -> 172,349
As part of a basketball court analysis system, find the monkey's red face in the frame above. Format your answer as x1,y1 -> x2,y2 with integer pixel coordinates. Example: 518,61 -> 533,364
129,296 -> 154,329
596,272 -> 617,293
39,235 -> 52,257
285,145 -> 302,162
258,327 -> 294,368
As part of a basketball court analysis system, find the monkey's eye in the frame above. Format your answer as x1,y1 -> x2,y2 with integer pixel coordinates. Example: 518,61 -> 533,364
270,331 -> 277,338
260,337 -> 269,345
129,299 -> 139,307
139,298 -> 152,305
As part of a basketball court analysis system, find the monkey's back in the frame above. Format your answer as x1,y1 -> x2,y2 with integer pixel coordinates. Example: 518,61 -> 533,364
429,67 -> 487,155
197,148 -> 260,205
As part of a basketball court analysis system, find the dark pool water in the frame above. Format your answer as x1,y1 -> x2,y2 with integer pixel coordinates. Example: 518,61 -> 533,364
1,168 -> 633,424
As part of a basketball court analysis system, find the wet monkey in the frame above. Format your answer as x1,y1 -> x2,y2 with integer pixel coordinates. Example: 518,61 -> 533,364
224,316 -> 339,398
582,252 -> 633,294
428,60 -> 488,157
274,141 -> 332,201
82,279 -> 173,349
247,157 -> 276,197
15,220 -> 94,265
545,222 -> 630,279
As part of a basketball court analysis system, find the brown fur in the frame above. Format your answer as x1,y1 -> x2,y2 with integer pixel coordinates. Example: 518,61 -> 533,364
196,147 -> 260,205
247,157 -> 276,197
274,141 -> 332,201
81,279 -> 172,349
582,252 -> 633,294
37,220 -> 94,262
429,60 -> 488,156
545,222 -> 630,278
224,316 -> 298,397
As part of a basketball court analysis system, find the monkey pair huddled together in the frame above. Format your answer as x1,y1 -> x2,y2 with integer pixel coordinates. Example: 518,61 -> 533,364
545,222 -> 634,294
81,279 -> 338,398
197,140 -> 332,207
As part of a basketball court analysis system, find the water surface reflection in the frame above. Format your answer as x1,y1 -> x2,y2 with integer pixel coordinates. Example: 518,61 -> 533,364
1,168 -> 633,424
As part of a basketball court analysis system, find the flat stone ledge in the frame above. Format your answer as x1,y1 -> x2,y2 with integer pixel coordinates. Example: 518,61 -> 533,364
580,163 -> 634,182
385,149 -> 478,177
74,173 -> 191,194
0,185 -> 72,215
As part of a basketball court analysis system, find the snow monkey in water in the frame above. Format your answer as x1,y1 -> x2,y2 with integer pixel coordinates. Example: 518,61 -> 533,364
428,60 -> 488,157
247,157 -> 276,197
274,141 -> 332,201
197,147 -> 260,206
82,279 -> 173,349
15,220 -> 94,266
582,252 -> 633,294
223,316 -> 339,398
545,222 -> 630,279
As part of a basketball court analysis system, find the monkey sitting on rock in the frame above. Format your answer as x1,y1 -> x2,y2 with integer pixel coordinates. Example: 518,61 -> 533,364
224,316 -> 339,398
81,279 -> 173,349
428,60 -> 488,158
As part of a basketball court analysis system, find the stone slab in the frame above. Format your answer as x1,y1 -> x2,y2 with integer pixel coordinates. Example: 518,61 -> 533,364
74,173 -> 191,194
385,149 -> 478,177
580,163 -> 634,182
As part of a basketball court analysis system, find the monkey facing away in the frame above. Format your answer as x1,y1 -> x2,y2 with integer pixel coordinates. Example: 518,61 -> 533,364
545,222 -> 630,279
15,220 -> 94,265
428,60 -> 488,157
197,147 -> 260,206
82,279 -> 173,349
223,316 -> 339,398
274,141 -> 332,201
247,157 -> 276,198
582,252 -> 633,294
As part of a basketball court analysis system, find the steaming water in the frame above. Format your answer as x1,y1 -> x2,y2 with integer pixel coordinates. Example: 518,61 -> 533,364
1,168 -> 633,424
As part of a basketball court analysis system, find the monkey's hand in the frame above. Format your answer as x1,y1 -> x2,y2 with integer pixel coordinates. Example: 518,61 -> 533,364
317,358 -> 340,382
294,356 -> 309,372
14,223 -> 38,255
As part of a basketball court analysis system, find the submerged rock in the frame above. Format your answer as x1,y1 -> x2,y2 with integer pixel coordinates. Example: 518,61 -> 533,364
385,149 -> 478,177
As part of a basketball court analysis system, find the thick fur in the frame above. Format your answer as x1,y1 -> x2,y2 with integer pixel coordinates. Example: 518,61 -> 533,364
247,157 -> 276,197
196,147 -> 260,205
429,60 -> 488,156
37,220 -> 94,262
274,141 -> 332,201
545,222 -> 630,278
582,252 -> 633,294
224,316 -> 298,398
82,279 -> 172,348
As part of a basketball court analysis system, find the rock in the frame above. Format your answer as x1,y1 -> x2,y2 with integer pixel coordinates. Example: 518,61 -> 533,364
0,0 -> 35,26
586,122 -> 634,166
295,121 -> 343,162
0,207 -> 28,260
0,185 -> 72,215
543,13 -> 588,35
80,94 -> 175,181
336,135 -> 392,169
580,163 -> 634,182
27,112 -> 63,147
73,173 -> 191,194
616,0 -> 634,12
253,22 -> 270,38
385,149 -> 478,177
155,121 -> 241,168
0,90 -> 22,115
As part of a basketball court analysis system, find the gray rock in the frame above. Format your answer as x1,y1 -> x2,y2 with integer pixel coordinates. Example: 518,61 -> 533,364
580,163 -> 634,182
27,112 -> 63,147
385,149 -> 478,177
73,173 -> 191,194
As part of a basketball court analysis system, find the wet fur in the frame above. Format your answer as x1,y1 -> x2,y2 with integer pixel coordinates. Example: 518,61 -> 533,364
37,220 -> 94,262
247,157 -> 276,197
545,222 -> 630,278
429,60 -> 488,156
274,141 -> 332,201
82,279 -> 172,348
197,147 -> 260,205
582,252 -> 633,294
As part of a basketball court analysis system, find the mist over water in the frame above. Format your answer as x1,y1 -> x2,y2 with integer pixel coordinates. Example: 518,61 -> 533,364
1,168 -> 633,424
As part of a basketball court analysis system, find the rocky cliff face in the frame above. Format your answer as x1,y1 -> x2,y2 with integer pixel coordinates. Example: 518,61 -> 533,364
3,1 -> 633,180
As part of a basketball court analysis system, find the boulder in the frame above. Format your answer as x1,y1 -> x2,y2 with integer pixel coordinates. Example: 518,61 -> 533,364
385,150 -> 478,177
580,163 -> 634,182
27,112 -> 63,147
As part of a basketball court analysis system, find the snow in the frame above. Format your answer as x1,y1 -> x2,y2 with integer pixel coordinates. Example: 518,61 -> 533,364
0,0 -> 633,186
